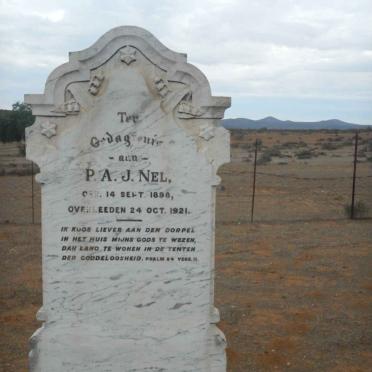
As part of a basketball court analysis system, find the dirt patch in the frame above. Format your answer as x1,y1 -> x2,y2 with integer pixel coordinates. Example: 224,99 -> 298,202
1,131 -> 371,371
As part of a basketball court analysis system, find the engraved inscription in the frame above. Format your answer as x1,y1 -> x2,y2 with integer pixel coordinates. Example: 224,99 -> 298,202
117,111 -> 139,123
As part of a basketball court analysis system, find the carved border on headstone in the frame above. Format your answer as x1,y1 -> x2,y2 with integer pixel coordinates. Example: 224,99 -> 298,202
177,93 -> 205,118
88,73 -> 104,96
40,121 -> 57,138
64,89 -> 80,114
24,26 -> 230,120
120,45 -> 137,65
154,76 -> 170,98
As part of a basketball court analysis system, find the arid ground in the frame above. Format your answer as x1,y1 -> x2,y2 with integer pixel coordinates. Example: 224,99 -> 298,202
0,130 -> 371,371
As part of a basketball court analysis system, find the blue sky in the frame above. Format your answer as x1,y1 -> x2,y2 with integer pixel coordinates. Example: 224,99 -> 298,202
0,0 -> 371,124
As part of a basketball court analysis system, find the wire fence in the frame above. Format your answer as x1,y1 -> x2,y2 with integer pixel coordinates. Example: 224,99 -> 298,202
0,161 -> 41,224
0,138 -> 371,225
0,162 -> 371,225
216,170 -> 372,224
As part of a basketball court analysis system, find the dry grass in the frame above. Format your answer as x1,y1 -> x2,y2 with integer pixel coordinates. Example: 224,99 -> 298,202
0,130 -> 371,371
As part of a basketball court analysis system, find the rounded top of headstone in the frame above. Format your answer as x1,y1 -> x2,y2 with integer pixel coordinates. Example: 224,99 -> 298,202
69,26 -> 188,64
25,26 -> 231,118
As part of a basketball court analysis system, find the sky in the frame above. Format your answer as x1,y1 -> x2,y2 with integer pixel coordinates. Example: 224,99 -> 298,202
0,0 -> 371,124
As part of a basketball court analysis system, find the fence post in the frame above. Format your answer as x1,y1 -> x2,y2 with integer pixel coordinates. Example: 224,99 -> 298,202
251,139 -> 258,223
350,131 -> 359,219
31,161 -> 35,224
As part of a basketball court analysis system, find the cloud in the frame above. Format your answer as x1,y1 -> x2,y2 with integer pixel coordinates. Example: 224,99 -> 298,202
0,0 -> 371,123
31,9 -> 65,23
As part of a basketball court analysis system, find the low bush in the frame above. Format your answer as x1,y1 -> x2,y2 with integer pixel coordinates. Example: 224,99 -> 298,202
266,146 -> 282,157
344,201 -> 369,218
282,141 -> 306,148
341,140 -> 353,146
296,150 -> 314,159
257,151 -> 272,164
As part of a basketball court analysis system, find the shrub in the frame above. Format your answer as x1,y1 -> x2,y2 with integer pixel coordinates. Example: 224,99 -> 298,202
0,102 -> 35,143
254,139 -> 263,150
263,146 -> 282,157
240,143 -> 253,150
296,150 -> 313,159
271,147 -> 282,157
321,142 -> 339,150
282,141 -> 300,148
257,151 -> 272,164
358,148 -> 366,157
234,133 -> 244,140
344,201 -> 369,218
341,140 -> 353,146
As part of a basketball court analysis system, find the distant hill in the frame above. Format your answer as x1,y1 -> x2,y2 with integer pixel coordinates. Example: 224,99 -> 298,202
222,116 -> 371,130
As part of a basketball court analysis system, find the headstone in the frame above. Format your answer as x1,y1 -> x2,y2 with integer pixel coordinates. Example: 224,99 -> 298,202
25,26 -> 230,372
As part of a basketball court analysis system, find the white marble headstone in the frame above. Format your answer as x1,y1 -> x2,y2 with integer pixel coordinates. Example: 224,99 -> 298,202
25,26 -> 230,372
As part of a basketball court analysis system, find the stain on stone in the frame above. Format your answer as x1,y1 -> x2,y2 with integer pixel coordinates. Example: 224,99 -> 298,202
164,277 -> 182,284
181,189 -> 196,194
170,302 -> 191,310
110,274 -> 123,280
135,301 -> 156,308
